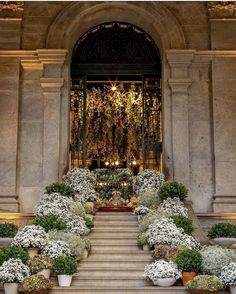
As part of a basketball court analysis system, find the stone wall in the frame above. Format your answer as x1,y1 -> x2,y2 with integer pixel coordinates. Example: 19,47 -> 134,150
0,1 -> 235,213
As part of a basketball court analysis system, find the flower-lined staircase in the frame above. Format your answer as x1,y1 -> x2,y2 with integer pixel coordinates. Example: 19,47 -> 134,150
50,211 -> 187,294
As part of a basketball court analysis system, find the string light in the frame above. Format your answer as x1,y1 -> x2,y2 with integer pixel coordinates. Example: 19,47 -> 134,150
111,85 -> 117,91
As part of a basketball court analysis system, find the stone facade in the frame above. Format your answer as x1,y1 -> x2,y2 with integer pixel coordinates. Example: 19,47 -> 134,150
0,1 -> 236,213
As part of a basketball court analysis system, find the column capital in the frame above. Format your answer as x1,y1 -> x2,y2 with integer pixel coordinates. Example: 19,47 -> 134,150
168,78 -> 192,94
40,77 -> 64,93
166,50 -> 196,66
36,49 -> 68,65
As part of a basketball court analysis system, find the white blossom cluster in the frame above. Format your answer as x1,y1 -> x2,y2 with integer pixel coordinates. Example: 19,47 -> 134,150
134,205 -> 150,215
11,225 -> 48,249
144,260 -> 182,281
172,233 -> 201,250
65,215 -> 89,235
133,170 -> 165,195
73,181 -> 98,203
220,262 -> 236,286
41,240 -> 71,259
157,197 -> 188,217
63,168 -> 96,189
0,258 -> 30,283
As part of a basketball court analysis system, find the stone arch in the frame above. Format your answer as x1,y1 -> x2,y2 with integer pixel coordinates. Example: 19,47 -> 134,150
46,2 -> 186,54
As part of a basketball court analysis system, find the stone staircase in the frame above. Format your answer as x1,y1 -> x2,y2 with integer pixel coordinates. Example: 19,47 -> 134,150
51,211 -> 187,293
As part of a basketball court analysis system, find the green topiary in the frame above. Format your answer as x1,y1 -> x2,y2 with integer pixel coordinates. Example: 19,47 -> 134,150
46,182 -> 75,198
159,181 -> 188,201
171,215 -> 193,235
175,248 -> 202,272
0,223 -> 18,238
138,191 -> 160,208
33,214 -> 67,232
53,255 -> 77,275
0,246 -> 29,265
208,222 -> 236,239
84,216 -> 94,229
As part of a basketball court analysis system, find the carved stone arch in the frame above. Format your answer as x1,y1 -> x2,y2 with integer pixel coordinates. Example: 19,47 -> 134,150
46,2 -> 186,54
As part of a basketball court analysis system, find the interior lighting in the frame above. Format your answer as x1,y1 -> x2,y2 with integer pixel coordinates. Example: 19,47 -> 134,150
111,85 -> 117,91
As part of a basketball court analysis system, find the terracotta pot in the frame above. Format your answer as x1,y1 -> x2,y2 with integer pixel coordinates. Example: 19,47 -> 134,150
189,290 -> 219,294
182,272 -> 197,286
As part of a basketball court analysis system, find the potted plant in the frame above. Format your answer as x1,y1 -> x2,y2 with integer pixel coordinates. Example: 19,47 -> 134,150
28,256 -> 53,279
0,246 -> 28,265
144,260 -> 182,286
185,275 -> 224,294
171,215 -> 193,235
0,258 -> 30,294
18,274 -> 53,294
134,205 -> 150,221
46,182 -> 75,198
53,255 -> 77,287
220,262 -> 236,294
159,181 -> 188,201
0,223 -> 18,246
41,240 -> 71,259
11,225 -> 48,258
175,248 -> 202,285
137,232 -> 149,251
33,214 -> 67,232
151,245 -> 178,261
207,223 -> 236,247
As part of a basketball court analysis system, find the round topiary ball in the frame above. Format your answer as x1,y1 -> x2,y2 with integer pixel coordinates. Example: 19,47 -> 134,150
159,181 -> 188,201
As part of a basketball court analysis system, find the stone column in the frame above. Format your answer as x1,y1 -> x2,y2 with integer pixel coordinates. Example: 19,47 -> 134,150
166,50 -> 195,189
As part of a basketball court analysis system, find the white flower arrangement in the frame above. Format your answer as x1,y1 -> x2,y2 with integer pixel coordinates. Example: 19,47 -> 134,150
172,233 -> 201,250
144,260 -> 182,282
73,181 -> 98,203
220,262 -> 236,286
200,245 -> 236,276
157,197 -> 188,217
41,240 -> 71,259
0,258 -> 30,283
134,205 -> 150,215
65,215 -> 89,235
11,225 -> 48,249
63,168 -> 96,189
133,170 -> 165,195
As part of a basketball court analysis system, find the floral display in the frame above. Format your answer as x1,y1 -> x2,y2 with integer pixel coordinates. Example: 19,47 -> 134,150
138,210 -> 168,233
41,241 -> 71,259
220,262 -> 236,286
28,255 -> 53,274
144,260 -> 182,282
185,275 -> 224,292
11,225 -> 48,249
138,191 -> 160,208
46,182 -> 76,198
133,170 -> 165,195
151,245 -> 178,261
157,197 -> 188,217
0,258 -> 30,283
134,205 -> 150,216
65,215 -> 88,235
74,181 -> 98,202
172,233 -> 201,250
19,274 -> 53,292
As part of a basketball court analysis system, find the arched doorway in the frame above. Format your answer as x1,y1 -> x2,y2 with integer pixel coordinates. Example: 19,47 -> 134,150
70,22 -> 162,173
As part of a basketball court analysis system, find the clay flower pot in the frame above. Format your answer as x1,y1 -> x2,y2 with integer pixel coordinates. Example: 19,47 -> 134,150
182,272 -> 197,286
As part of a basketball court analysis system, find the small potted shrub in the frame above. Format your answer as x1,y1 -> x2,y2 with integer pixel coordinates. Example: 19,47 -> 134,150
0,258 -> 30,294
33,214 -> 67,232
171,215 -> 193,235
220,262 -> 236,294
137,232 -> 149,251
144,260 -> 181,286
11,225 -> 48,258
151,245 -> 178,261
208,223 -> 236,247
159,181 -> 188,201
0,246 -> 28,265
28,256 -> 53,279
53,255 -> 77,287
19,274 -> 53,294
175,248 -> 202,285
185,275 -> 224,294
46,182 -> 75,198
0,223 -> 18,245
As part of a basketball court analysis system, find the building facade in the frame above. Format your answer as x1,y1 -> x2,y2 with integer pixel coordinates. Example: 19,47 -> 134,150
0,1 -> 236,213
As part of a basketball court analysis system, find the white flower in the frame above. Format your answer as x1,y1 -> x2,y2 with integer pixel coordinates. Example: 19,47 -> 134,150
0,259 -> 30,283
41,240 -> 71,259
220,262 -> 236,286
65,215 -> 88,235
144,260 -> 182,281
63,168 -> 96,188
11,225 -> 48,249
134,205 -> 150,215
157,197 -> 188,217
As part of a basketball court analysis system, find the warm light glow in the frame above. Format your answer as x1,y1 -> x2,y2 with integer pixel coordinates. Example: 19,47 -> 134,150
111,85 -> 117,91
132,160 -> 137,166
105,161 -> 109,166
115,160 -> 119,166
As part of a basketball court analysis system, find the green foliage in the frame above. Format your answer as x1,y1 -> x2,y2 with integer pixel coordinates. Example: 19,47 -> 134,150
0,222 -> 18,238
175,248 -> 202,272
208,222 -> 236,239
19,274 -> 53,292
0,246 -> 28,265
159,181 -> 188,201
185,275 -> 224,291
46,182 -> 75,198
84,202 -> 94,215
53,255 -> 77,275
28,255 -> 53,273
171,215 -> 193,235
151,245 -> 178,261
138,210 -> 168,233
137,232 -> 148,246
138,191 -> 160,208
48,231 -> 86,260
70,202 -> 86,218
33,214 -> 67,232
84,216 -> 94,229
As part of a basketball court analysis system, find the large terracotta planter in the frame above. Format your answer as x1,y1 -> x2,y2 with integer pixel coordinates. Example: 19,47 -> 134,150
4,282 -> 18,294
189,290 -> 219,294
152,277 -> 176,287
182,272 -> 197,286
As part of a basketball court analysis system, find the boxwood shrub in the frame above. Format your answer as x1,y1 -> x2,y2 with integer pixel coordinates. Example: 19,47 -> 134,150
0,246 -> 29,265
171,215 -> 193,235
46,182 -> 75,198
159,181 -> 188,201
53,255 -> 77,275
0,223 -> 18,238
208,222 -> 236,239
175,248 -> 202,272
33,214 -> 67,232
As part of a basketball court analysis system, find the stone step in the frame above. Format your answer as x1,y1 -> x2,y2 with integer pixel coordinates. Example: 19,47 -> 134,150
95,221 -> 138,226
94,215 -> 137,221
92,227 -> 139,233
78,268 -> 144,277
96,212 -> 134,215
91,244 -> 140,251
79,259 -> 149,268
90,232 -> 138,238
88,252 -> 151,260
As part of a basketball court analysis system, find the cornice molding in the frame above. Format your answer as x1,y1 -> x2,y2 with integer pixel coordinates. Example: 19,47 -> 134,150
0,1 -> 24,18
208,1 -> 236,18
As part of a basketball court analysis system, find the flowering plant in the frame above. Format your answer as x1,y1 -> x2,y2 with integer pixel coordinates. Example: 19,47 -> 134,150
41,240 -> 71,259
19,274 -> 53,292
134,205 -> 150,216
138,211 -> 168,233
74,181 -> 98,202
0,258 -> 30,283
133,170 -> 165,195
157,197 -> 188,217
220,262 -> 236,286
144,260 -> 181,282
172,233 -> 201,250
28,255 -> 53,273
11,225 -> 48,249
151,245 -> 178,261
63,168 -> 96,189
186,275 -> 224,292
65,215 -> 88,235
